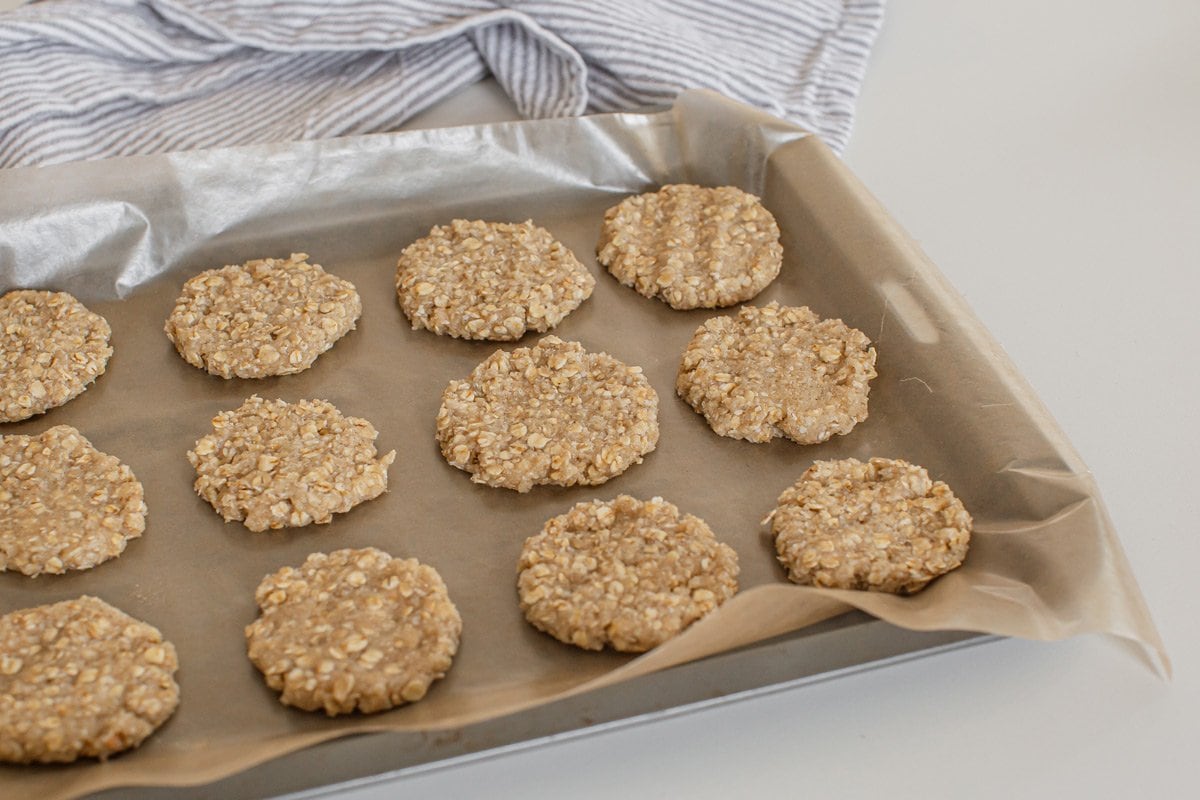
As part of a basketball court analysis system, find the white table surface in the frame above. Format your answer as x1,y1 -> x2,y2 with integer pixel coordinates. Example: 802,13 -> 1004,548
4,1 -> 1196,797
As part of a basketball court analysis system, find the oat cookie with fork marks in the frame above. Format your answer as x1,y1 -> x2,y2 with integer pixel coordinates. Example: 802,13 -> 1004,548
0,425 -> 146,576
164,253 -> 361,379
768,457 -> 973,594
0,290 -> 112,423
596,184 -> 783,309
0,596 -> 180,763
518,495 -> 739,652
188,396 -> 395,531
245,547 -> 462,715
436,337 -> 659,492
396,219 -> 595,340
677,302 -> 877,444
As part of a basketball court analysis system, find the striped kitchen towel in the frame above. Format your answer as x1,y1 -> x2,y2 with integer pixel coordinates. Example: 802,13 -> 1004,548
0,0 -> 884,169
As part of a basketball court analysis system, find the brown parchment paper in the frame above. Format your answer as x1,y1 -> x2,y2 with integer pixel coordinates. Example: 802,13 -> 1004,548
0,90 -> 1166,800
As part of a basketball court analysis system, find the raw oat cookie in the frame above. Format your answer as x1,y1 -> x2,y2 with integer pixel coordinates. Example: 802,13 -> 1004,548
769,457 -> 972,594
0,289 -> 112,423
436,337 -> 659,492
0,596 -> 180,764
188,396 -> 395,531
246,547 -> 462,715
518,495 -> 739,652
596,184 -> 783,309
396,219 -> 595,340
0,425 -> 146,576
164,253 -> 361,379
677,302 -> 877,444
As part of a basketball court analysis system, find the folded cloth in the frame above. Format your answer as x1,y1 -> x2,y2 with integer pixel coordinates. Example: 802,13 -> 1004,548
0,0 -> 884,168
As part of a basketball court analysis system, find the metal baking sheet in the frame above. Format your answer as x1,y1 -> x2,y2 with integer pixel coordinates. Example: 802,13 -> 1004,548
0,90 -> 1163,800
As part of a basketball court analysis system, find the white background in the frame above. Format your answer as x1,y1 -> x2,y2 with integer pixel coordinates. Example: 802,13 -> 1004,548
4,1 -> 1196,797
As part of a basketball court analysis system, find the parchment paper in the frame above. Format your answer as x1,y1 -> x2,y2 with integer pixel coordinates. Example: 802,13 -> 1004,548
0,91 -> 1167,800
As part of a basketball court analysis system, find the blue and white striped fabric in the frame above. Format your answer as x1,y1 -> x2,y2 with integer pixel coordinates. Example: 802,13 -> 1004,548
0,0 -> 884,169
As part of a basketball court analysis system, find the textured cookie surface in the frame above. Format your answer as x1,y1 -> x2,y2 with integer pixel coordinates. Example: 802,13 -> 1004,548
396,219 -> 595,340
0,425 -> 146,576
769,457 -> 972,594
518,495 -> 739,652
0,290 -> 112,423
677,302 -> 877,444
246,547 -> 462,715
188,396 -> 395,531
0,596 -> 179,763
436,337 -> 659,492
596,184 -> 782,309
164,253 -> 361,379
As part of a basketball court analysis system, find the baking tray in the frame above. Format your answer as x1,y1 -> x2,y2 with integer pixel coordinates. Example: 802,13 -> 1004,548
123,622 -> 991,800
0,90 -> 1163,800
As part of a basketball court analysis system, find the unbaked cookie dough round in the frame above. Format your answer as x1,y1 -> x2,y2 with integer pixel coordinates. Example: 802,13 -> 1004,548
0,425 -> 146,576
768,457 -> 973,594
396,219 -> 594,340
164,253 -> 361,379
245,547 -> 462,715
436,337 -> 659,492
596,184 -> 783,309
676,302 -> 877,444
518,495 -> 739,652
188,396 -> 395,531
0,290 -> 112,423
0,596 -> 180,764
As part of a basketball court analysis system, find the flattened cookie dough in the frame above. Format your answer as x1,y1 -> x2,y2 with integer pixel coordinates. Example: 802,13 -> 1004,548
188,396 -> 395,531
436,337 -> 659,492
0,290 -> 112,423
396,219 -> 595,340
677,302 -> 877,444
246,547 -> 462,715
164,253 -> 361,379
0,425 -> 146,576
0,596 -> 180,764
769,457 -> 972,594
518,495 -> 739,652
596,184 -> 783,309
